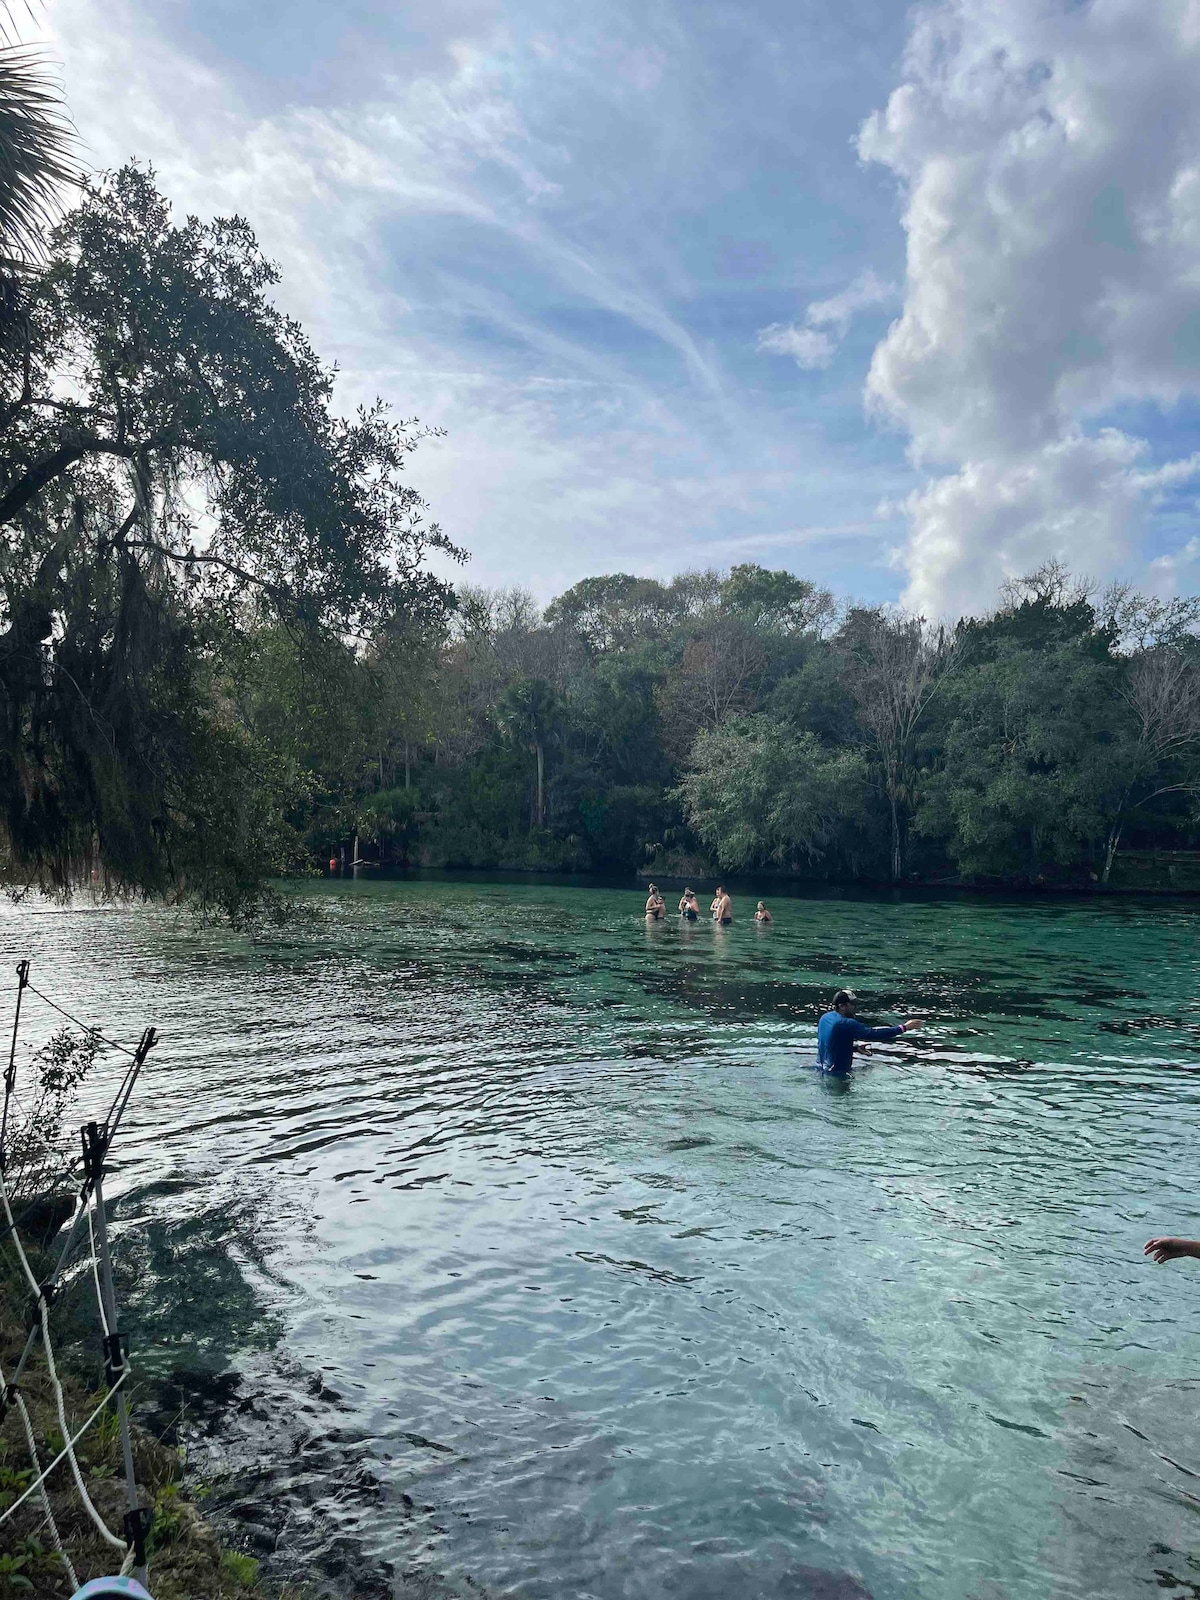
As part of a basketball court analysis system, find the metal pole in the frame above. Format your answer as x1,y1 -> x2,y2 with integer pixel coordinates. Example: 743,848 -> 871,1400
87,1124 -> 149,1587
1,960 -> 30,1169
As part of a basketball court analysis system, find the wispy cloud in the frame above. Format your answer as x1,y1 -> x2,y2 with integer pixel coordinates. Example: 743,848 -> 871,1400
757,269 -> 898,370
26,0 -> 921,602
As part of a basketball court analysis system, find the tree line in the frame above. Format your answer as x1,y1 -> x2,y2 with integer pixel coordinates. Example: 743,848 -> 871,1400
269,561 -> 1200,889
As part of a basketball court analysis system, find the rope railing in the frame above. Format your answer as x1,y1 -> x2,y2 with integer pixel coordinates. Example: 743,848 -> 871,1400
0,960 -> 158,1594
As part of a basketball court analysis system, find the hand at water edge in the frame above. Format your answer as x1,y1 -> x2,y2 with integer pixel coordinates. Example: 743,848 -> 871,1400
1144,1236 -> 1200,1264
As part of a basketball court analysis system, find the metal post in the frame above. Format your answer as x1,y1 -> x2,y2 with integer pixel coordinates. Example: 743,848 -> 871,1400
86,1123 -> 149,1588
1,960 -> 30,1170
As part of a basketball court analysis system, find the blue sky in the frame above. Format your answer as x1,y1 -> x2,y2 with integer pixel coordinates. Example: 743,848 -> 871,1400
39,0 -> 1200,613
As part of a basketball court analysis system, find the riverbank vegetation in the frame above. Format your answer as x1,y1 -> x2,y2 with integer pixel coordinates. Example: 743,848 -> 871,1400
260,561 -> 1200,890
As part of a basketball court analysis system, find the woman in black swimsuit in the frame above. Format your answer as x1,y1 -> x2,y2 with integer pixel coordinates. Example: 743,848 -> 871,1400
679,888 -> 699,921
645,885 -> 666,919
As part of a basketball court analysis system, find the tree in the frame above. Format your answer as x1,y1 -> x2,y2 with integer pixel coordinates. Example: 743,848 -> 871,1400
677,714 -> 869,871
838,608 -> 960,880
0,166 -> 458,912
0,25 -> 77,342
494,677 -> 562,828
544,573 -> 672,652
915,630 -> 1117,882
720,564 -> 836,636
1098,645 -> 1200,881
910,586 -> 1200,885
657,618 -> 768,761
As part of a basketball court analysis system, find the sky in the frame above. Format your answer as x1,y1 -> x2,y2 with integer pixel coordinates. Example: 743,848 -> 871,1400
32,0 -> 1200,615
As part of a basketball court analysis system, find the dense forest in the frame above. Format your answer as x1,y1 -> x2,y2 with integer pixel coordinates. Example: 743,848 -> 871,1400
3,163 -> 1200,915
259,561 -> 1200,889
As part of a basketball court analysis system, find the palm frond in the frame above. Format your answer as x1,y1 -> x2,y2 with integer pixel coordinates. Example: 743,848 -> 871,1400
0,42 -> 77,264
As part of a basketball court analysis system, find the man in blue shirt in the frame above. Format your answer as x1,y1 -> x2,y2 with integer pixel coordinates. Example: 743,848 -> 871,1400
816,989 -> 921,1075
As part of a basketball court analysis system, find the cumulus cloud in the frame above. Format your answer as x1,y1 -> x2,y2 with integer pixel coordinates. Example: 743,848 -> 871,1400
757,268 -> 896,369
860,0 -> 1200,616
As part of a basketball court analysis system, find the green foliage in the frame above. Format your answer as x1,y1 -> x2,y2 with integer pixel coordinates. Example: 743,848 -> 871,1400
720,564 -> 836,635
0,40 -> 76,271
148,1483 -> 185,1552
2,1023 -> 98,1202
219,1550 -> 260,1588
272,558 -> 1200,890
0,1550 -> 33,1593
0,164 -> 457,917
0,1461 -> 33,1513
677,715 -> 870,871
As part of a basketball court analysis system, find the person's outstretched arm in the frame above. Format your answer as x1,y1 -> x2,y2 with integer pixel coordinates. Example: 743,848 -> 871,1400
1145,1237 -> 1200,1264
848,1019 -> 922,1043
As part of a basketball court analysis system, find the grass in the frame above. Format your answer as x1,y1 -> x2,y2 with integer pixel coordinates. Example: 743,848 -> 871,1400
1,1248 -> 267,1600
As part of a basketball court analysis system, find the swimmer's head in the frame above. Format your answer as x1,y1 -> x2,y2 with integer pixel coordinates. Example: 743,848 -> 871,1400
832,988 -> 858,1015
757,901 -> 765,910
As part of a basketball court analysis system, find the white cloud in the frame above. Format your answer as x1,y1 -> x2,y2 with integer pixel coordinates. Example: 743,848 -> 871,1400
757,268 -> 897,370
806,268 -> 896,335
860,0 -> 1200,616
24,0 -> 918,603
756,322 -> 838,369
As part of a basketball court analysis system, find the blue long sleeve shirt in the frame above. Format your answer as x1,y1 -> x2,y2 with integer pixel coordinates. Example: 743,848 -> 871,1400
816,1011 -> 905,1075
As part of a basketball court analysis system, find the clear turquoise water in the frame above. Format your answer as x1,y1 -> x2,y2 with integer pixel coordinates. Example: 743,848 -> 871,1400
7,878 -> 1200,1599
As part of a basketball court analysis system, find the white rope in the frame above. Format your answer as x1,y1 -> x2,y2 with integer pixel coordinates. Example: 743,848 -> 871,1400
13,1391 -> 79,1591
87,1202 -> 111,1338
0,970 -> 155,1581
37,1283 -> 128,1549
0,1373 -> 128,1531
0,1164 -> 128,1551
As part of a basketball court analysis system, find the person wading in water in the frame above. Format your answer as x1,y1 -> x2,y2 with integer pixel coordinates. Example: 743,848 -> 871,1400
712,887 -> 733,925
645,885 -> 666,919
816,989 -> 921,1076
679,888 -> 700,921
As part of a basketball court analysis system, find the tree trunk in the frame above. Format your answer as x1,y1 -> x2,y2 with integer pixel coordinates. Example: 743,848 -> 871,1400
1102,823 -> 1122,885
535,740 -> 545,828
887,774 -> 902,882
404,740 -> 411,790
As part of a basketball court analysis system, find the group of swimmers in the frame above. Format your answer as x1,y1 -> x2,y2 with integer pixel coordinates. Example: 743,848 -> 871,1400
643,885 -> 773,925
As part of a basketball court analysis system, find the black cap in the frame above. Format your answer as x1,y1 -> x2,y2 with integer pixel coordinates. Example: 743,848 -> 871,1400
832,989 -> 858,1006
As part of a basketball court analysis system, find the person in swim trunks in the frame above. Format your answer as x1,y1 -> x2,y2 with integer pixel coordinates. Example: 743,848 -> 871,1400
712,887 -> 733,924
645,885 -> 666,918
816,989 -> 920,1076
679,888 -> 699,921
